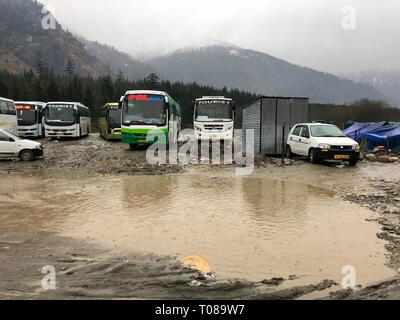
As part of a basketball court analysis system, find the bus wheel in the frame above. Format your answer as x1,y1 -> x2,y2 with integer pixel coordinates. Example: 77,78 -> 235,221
19,150 -> 35,162
129,144 -> 135,150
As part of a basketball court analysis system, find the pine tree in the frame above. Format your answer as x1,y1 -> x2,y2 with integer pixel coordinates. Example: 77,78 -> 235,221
64,57 -> 75,77
100,76 -> 114,104
46,74 -> 60,101
83,85 -> 94,108
27,76 -> 45,101
145,73 -> 160,89
0,76 -> 9,97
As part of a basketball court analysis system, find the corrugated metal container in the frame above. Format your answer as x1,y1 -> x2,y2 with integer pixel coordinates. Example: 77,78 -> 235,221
243,96 -> 309,155
243,98 -> 261,154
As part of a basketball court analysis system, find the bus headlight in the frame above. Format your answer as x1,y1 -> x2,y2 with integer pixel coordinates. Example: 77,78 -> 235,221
352,144 -> 360,152
194,126 -> 202,132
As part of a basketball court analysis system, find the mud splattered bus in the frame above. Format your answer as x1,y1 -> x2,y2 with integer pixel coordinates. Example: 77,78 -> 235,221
44,102 -> 91,138
193,96 -> 235,142
99,102 -> 122,140
120,90 -> 181,149
0,97 -> 18,136
15,102 -> 46,138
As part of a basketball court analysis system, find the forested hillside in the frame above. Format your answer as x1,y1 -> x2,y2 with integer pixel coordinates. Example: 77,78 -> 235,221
0,69 -> 256,127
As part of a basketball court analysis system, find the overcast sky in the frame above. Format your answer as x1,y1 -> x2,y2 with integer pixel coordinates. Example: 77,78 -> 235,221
39,0 -> 399,74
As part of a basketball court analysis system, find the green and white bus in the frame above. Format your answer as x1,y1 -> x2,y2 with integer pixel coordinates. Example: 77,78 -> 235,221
99,102 -> 122,140
120,90 -> 181,149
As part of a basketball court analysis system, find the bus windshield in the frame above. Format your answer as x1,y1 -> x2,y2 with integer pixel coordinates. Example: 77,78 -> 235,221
16,106 -> 37,126
108,109 -> 121,129
195,101 -> 233,122
123,95 -> 166,126
46,105 -> 76,123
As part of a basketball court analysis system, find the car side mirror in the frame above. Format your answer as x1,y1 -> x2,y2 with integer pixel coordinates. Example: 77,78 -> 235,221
9,137 -> 14,142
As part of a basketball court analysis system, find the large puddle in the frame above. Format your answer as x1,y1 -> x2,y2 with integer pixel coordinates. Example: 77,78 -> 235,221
0,171 -> 395,288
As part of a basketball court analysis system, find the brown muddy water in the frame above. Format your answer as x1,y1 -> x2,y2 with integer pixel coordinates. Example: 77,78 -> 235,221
0,170 -> 395,289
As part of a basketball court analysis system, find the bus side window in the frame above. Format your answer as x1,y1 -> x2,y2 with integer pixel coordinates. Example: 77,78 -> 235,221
0,102 -> 5,115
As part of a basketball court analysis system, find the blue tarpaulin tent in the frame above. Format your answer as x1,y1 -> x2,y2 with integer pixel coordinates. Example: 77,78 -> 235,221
344,122 -> 400,152
343,122 -> 389,143
361,126 -> 400,152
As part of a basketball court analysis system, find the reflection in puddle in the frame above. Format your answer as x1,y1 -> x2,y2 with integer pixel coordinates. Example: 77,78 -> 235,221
0,171 -> 395,287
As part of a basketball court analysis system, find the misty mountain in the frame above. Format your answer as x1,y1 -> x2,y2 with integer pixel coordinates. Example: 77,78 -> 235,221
76,36 -> 156,81
0,0 -> 107,77
343,71 -> 400,107
150,45 -> 388,105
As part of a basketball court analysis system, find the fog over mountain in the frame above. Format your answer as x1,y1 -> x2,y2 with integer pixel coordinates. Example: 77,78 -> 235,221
0,0 -> 395,106
150,45 -> 387,104
40,0 -> 400,74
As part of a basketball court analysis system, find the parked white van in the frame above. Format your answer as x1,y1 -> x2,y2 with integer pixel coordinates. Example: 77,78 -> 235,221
0,129 -> 44,161
286,123 -> 360,165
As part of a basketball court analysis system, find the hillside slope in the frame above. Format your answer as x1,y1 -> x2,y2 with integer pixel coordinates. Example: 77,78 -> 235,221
0,0 -> 107,77
77,36 -> 155,80
150,45 -> 387,104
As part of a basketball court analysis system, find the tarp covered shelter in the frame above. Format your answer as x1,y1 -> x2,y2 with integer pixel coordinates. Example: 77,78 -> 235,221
361,126 -> 400,152
344,122 -> 400,152
343,122 -> 389,143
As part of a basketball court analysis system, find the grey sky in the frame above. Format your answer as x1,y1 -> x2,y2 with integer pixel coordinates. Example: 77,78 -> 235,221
39,0 -> 399,74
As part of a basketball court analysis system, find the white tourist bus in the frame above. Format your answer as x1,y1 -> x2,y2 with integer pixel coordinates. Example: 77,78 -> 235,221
193,96 -> 235,141
15,102 -> 46,138
44,102 -> 91,138
0,97 -> 18,136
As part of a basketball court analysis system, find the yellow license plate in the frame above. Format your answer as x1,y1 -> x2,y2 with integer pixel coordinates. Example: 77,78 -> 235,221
57,132 -> 64,136
334,155 -> 350,160
138,139 -> 147,143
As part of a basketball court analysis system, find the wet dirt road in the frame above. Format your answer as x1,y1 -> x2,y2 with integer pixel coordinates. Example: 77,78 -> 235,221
0,134 -> 400,299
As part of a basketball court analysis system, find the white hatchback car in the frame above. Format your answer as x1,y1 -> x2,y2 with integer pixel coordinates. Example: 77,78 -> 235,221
286,123 -> 360,165
0,129 -> 44,161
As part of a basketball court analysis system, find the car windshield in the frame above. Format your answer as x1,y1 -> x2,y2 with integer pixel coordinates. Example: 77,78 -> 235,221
123,95 -> 166,126
195,101 -> 233,122
2,130 -> 20,140
310,125 -> 346,137
46,105 -> 76,122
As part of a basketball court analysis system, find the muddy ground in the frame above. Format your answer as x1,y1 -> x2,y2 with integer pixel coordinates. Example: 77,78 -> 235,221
1,134 -> 400,300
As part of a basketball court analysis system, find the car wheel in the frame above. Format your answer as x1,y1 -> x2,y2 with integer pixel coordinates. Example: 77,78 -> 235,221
286,145 -> 293,159
129,144 -> 135,150
19,149 -> 35,162
309,149 -> 319,164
